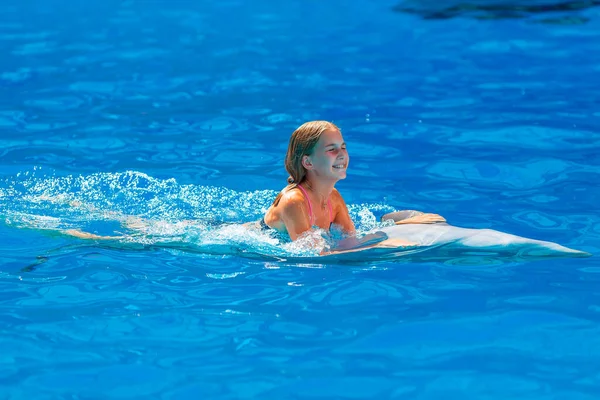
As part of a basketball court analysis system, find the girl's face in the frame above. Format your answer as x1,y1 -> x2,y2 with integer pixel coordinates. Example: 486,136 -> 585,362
303,129 -> 349,181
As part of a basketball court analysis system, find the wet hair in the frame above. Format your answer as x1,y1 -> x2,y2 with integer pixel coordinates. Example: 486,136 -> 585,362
271,120 -> 340,207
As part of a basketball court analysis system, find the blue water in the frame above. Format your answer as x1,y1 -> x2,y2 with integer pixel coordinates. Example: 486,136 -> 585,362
1,0 -> 599,398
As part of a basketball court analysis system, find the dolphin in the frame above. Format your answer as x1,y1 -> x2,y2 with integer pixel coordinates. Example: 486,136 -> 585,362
322,211 -> 591,264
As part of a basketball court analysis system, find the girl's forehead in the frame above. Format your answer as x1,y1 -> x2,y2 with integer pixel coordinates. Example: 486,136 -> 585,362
317,129 -> 344,144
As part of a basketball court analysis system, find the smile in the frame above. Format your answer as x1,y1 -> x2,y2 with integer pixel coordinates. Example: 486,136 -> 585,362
333,164 -> 346,169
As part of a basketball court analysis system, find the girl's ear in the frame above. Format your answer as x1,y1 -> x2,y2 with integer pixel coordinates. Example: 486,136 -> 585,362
302,155 -> 313,170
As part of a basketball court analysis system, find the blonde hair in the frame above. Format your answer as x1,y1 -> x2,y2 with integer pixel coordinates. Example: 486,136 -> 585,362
272,120 -> 340,207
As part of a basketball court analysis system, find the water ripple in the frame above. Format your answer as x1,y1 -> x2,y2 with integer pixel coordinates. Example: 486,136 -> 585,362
1,0 -> 599,398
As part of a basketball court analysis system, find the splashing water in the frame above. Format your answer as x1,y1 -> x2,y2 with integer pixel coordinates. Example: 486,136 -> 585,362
0,169 -> 397,260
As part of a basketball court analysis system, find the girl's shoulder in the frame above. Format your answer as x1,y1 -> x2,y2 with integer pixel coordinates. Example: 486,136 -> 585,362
330,188 -> 347,207
273,186 -> 309,217
279,186 -> 306,205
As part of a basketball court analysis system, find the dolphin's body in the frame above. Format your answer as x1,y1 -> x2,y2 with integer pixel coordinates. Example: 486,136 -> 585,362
323,222 -> 590,264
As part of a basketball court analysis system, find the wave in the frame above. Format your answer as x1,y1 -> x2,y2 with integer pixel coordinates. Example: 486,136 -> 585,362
0,169 -> 395,261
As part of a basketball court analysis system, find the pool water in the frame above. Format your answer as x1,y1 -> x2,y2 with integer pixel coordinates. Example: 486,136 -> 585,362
1,0 -> 599,398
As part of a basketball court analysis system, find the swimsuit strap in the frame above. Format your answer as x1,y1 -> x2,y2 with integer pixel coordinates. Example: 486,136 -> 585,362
296,184 -> 314,225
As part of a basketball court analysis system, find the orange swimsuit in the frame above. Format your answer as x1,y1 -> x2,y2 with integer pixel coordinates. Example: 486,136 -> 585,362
261,184 -> 335,231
